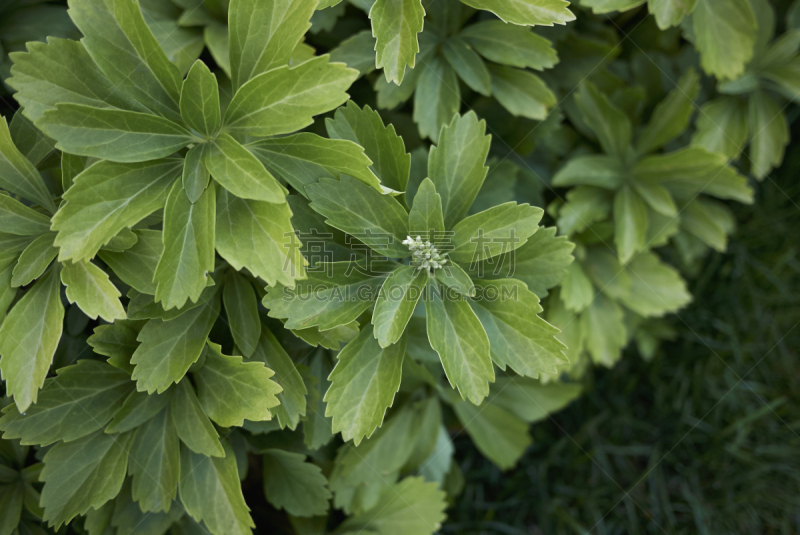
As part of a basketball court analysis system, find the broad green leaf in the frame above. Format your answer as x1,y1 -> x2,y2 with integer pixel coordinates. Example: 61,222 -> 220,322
250,132 -> 380,194
325,102 -> 410,192
428,112 -> 491,228
614,185 -> 648,264
690,97 -> 748,159
68,0 -> 183,120
453,399 -> 531,470
306,175 -> 409,257
0,268 -> 63,412
413,57 -> 460,142
373,265 -> 427,347
488,64 -> 555,120
649,0 -> 698,29
693,0 -> 757,80
325,325 -> 405,444
179,442 -> 254,535
425,281 -> 493,404
38,104 -> 195,163
263,263 -> 388,331
681,197 -> 731,252
450,202 -> 543,263
636,69 -> 700,155
170,380 -> 224,457
581,293 -> 626,367
98,230 -> 163,295
215,188 -> 306,287
575,81 -> 631,161
370,0 -> 425,84
229,0 -> 317,91
749,90 -> 789,180
304,351 -> 334,449
87,322 -> 139,374
459,0 -> 575,26
620,252 -> 691,317
131,294 -> 220,394
10,110 -> 56,167
552,155 -> 624,189
40,431 -> 132,528
0,117 -> 55,212
330,30 -> 379,75
489,376 -> 582,422
0,266 -> 16,323
408,178 -> 446,236
560,262 -> 594,311
154,181 -> 216,310
442,37 -> 491,95
0,485 -> 23,535
0,194 -> 52,235
224,55 -> 357,137
180,60 -> 221,137
461,20 -> 558,70
338,476 -> 446,534
205,22 -> 232,77
182,143 -> 211,204
0,360 -> 133,446
206,134 -> 287,203
470,279 -> 567,378
105,389 -> 171,434
61,261 -> 126,321
8,38 -> 147,123
101,228 -> 138,253
52,159 -> 182,262
262,449 -> 331,517
128,408 -> 180,513
11,233 -> 57,288
250,329 -> 308,430
632,181 -> 677,216
0,233 -> 33,271
223,274 -> 261,357
435,261 -> 476,297
194,343 -> 282,427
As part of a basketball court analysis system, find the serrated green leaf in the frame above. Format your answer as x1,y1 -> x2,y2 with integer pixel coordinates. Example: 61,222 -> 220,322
552,155 -> 624,189
215,188 -> 306,287
250,329 -> 307,430
222,273 -> 260,357
425,281 -> 493,404
154,180 -> 216,310
101,228 -> 139,253
633,181 -> 677,216
408,178 -> 445,238
61,261 -> 126,321
88,322 -> 140,373
304,351 -> 334,449
488,64 -> 555,120
0,267 -> 63,412
413,57 -> 460,142
224,55 -> 357,137
0,116 -> 55,212
11,233 -> 57,288
194,342 -> 282,427
181,144 -> 211,204
128,408 -> 180,513
38,431 -> 130,528
370,0 -> 425,84
648,0 -> 698,29
229,0 -> 317,91
693,0 -> 757,80
442,36 -> 491,95
450,202 -> 543,263
749,90 -> 789,180
170,380 -> 224,457
37,104 -> 195,163
575,81 -> 631,161
560,261 -> 594,311
619,252 -> 691,317
52,159 -> 181,262
131,293 -> 220,394
681,197 -> 730,252
461,20 -> 557,70
0,360 -> 133,446
581,292 -> 626,367
459,0 -> 574,26
180,60 -> 220,137
637,69 -> 700,155
0,194 -> 52,236
691,97 -> 748,159
99,230 -> 163,295
373,266 -> 427,347
292,322 -> 360,350
614,185 -> 648,264
489,375 -> 581,422
262,449 -> 331,517
330,30 -> 378,75
453,399 -> 531,470
206,133 -> 287,203
105,389 -> 171,434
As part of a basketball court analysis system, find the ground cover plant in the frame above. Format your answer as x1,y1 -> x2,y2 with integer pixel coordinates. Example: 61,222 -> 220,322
0,0 -> 797,533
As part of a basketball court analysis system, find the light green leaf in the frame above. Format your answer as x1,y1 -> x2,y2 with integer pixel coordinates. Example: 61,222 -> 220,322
40,431 -> 132,528
68,0 -> 183,119
87,322 -> 139,374
581,0 -> 644,14
0,268 -> 63,412
182,143 -> 211,204
224,55 -> 357,137
648,0 -> 698,29
373,265 -> 427,347
306,175 -> 409,257
581,293 -> 626,367
575,81 -> 631,161
215,188 -> 306,287
614,185 -> 648,264
453,399 -> 531,470
60,152 -> 85,196
61,261 -> 126,321
749,90 -> 789,180
681,197 -> 731,252
324,325 -> 405,444
619,252 -> 691,317
11,233 -> 57,288
262,449 -> 331,517
435,261 -> 476,297
428,112 -> 491,228
98,230 -> 163,295
408,178 -> 446,236
250,329 -> 308,430
692,0 -> 757,80
442,37 -> 491,96
470,279 -> 567,378
0,360 -> 133,446
560,262 -> 594,311
370,0 -> 425,84
154,180 -> 216,310
205,22 -> 232,77
325,102 -> 410,192
170,380 -> 224,457
489,376 -> 582,423
229,0 -> 317,91
413,57 -> 460,142
552,155 -> 624,189
180,60 -> 221,137
223,274 -> 261,357
105,389 -> 171,434
459,0 -> 575,26
194,343 -> 282,427
206,133 -> 287,203
52,159 -> 181,262
450,202 -> 543,263
691,97 -> 748,159
0,194 -> 52,236
0,117 -> 55,212
179,441 -> 254,535
330,30 -> 378,75
304,351 -> 334,449
38,104 -> 194,163
461,20 -> 558,70
131,294 -> 220,394
636,69 -> 700,155
128,408 -> 180,513
425,281 -> 493,404
488,64 -> 555,120
633,180 -> 677,216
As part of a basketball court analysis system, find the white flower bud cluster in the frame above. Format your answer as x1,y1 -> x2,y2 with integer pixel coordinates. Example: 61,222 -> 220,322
403,235 -> 448,272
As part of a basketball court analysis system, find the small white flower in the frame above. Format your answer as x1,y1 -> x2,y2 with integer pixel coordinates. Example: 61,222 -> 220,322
406,235 -> 448,273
